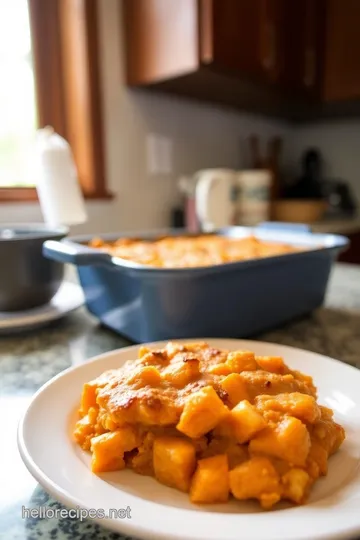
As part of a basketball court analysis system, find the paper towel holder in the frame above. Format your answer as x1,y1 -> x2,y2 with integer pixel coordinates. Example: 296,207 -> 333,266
34,126 -> 88,228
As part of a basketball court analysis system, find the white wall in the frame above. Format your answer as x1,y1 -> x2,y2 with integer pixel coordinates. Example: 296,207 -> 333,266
288,120 -> 360,202
0,0 -> 290,234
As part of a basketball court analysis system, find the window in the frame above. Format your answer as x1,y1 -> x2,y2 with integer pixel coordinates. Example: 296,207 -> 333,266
0,0 -> 37,188
0,0 -> 111,202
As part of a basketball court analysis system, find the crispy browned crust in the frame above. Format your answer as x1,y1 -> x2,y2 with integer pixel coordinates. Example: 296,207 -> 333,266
88,235 -> 304,268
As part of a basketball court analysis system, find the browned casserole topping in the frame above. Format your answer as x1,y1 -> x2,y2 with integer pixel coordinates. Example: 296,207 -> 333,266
88,235 -> 304,268
74,342 -> 345,509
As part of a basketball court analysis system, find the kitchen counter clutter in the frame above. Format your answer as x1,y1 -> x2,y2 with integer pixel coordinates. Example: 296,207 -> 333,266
1,263 -> 360,540
311,216 -> 360,235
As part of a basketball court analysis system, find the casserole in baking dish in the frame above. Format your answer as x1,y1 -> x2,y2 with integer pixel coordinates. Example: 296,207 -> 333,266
43,222 -> 348,342
87,234 -> 305,268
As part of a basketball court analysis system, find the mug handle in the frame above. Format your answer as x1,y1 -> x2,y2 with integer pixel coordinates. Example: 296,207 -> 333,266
195,171 -> 235,231
195,174 -> 218,231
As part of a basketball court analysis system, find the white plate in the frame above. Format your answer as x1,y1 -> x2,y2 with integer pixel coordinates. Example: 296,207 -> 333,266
18,339 -> 360,540
0,281 -> 84,333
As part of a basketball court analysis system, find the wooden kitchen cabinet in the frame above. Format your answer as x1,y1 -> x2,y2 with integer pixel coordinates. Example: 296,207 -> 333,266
281,0 -> 325,99
323,0 -> 360,102
303,0 -> 325,96
124,0 -> 285,87
204,0 -> 284,85
124,0 -> 199,86
123,0 -> 360,121
124,0 -> 299,119
208,0 -> 325,97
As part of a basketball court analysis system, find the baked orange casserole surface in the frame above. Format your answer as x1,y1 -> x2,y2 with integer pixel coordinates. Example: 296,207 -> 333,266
74,342 -> 345,509
89,235 -> 303,268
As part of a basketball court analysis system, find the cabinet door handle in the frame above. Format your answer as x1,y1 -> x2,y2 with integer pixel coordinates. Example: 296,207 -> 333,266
304,48 -> 316,87
262,22 -> 276,72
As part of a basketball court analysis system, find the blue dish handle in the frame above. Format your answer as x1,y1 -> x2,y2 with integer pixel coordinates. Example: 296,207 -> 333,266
257,222 -> 312,234
43,240 -> 111,266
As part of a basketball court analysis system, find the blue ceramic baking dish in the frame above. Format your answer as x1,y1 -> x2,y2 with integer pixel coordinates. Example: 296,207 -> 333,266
43,222 -> 348,343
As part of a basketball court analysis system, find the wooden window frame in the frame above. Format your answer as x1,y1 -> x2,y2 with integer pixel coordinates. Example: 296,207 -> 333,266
0,0 -> 112,203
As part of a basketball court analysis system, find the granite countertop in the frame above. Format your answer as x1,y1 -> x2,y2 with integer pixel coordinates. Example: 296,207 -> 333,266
1,262 -> 360,540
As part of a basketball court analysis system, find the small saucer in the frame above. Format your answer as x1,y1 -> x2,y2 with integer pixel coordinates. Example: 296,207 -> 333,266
0,282 -> 84,334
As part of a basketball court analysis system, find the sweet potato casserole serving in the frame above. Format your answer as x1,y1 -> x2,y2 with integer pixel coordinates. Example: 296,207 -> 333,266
74,342 -> 345,509
89,235 -> 304,268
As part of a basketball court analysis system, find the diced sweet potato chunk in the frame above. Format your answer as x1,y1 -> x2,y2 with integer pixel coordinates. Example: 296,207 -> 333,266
87,406 -> 98,425
226,351 -> 257,372
249,416 -> 311,467
319,405 -> 334,419
230,400 -> 267,443
80,382 -> 98,415
127,366 -> 161,387
220,374 -> 249,408
260,409 -> 283,426
80,371 -> 118,414
312,413 -> 346,455
306,439 -> 328,479
331,423 -> 346,454
255,356 -> 286,374
229,457 -> 281,509
207,363 -> 231,376
91,434 -> 123,472
99,410 -> 117,431
214,401 -> 265,443
281,468 -> 311,504
255,392 -> 321,424
117,425 -> 140,451
90,427 -> 139,472
190,454 -> 229,503
153,436 -> 196,492
292,370 -> 316,394
74,414 -> 96,450
162,357 -> 200,388
176,386 -> 228,438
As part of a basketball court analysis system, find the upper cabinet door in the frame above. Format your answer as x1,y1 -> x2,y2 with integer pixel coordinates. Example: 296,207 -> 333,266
124,0 -> 199,85
323,0 -> 360,101
201,0 -> 284,85
302,0 -> 324,95
281,0 -> 325,98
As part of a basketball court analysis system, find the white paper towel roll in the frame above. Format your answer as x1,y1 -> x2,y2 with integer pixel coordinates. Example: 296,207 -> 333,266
35,127 -> 87,227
